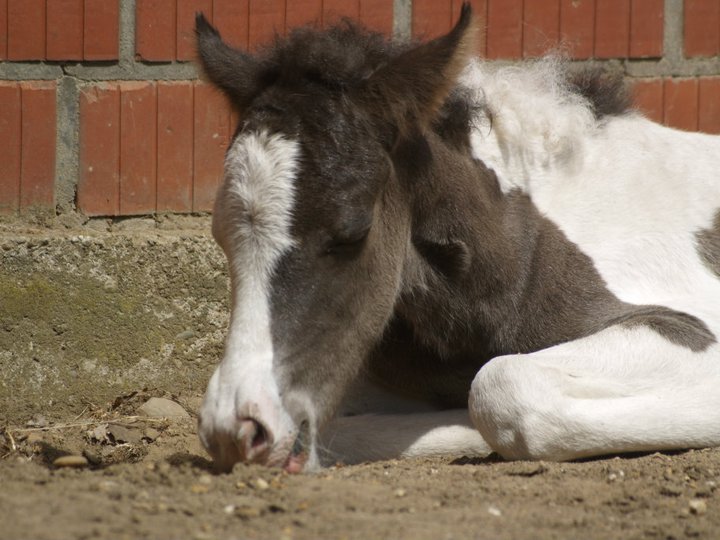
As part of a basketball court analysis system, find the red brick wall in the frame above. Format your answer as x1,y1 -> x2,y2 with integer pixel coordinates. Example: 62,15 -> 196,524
3,0 -> 119,61
0,81 -> 57,214
0,1 -> 719,217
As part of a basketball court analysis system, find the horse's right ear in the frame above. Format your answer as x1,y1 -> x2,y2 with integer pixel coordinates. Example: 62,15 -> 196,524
195,13 -> 261,108
364,3 -> 477,137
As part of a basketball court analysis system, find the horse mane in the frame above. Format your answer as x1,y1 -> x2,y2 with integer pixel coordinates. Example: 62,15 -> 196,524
567,67 -> 631,119
456,57 -> 632,176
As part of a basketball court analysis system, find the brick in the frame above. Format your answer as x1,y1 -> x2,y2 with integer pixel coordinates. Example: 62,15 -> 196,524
664,78 -> 699,132
323,0 -> 360,27
412,0 -> 453,39
699,78 -> 720,134
46,0 -> 84,61
78,84 -> 120,216
523,0 -> 560,58
594,0 -> 630,58
19,82 -> 56,213
453,0 -> 488,55
630,0 -> 663,57
560,0 -> 594,59
213,0 -> 250,49
119,82 -> 157,215
193,82 -> 231,212
157,82 -> 194,213
359,0 -> 393,35
0,83 -> 21,214
136,0 -> 176,61
84,0 -> 120,60
486,0 -> 523,59
287,0 -> 323,30
684,0 -> 720,57
632,78 -> 664,123
7,0 -> 46,60
248,0 -> 286,48
178,0 -> 213,61
0,0 -> 8,60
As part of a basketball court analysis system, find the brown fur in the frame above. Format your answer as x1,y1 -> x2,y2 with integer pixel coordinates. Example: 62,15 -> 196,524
568,67 -> 631,118
697,210 -> 720,278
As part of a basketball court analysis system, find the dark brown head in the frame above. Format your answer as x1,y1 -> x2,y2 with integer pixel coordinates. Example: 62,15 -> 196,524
195,5 -> 476,472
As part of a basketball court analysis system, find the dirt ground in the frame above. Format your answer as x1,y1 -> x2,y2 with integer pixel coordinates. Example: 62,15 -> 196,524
1,220 -> 719,539
1,393 -> 719,540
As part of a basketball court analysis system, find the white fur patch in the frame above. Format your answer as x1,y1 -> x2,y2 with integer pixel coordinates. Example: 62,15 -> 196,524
461,56 -> 720,461
200,131 -> 302,462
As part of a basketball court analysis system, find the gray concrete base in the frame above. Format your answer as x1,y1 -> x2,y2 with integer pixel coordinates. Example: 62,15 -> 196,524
0,218 -> 229,425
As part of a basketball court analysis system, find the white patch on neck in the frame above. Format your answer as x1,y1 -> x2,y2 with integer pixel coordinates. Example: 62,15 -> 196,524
204,130 -> 301,452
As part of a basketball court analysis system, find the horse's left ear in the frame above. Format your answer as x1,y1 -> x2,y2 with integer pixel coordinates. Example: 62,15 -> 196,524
365,3 -> 477,136
195,13 -> 262,109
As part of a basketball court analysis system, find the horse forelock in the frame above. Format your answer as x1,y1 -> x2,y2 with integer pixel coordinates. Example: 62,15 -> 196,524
254,21 -> 401,92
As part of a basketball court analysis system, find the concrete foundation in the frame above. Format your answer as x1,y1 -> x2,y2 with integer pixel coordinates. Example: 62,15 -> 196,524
0,217 -> 228,425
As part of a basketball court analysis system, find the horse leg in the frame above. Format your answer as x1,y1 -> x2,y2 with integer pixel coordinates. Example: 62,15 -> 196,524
469,325 -> 720,461
318,408 -> 492,466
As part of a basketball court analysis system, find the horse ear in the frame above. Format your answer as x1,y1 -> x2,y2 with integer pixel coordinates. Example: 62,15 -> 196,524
195,13 -> 261,108
365,3 -> 477,135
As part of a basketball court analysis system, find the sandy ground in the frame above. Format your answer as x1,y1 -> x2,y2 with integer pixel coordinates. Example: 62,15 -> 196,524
1,394 -> 719,540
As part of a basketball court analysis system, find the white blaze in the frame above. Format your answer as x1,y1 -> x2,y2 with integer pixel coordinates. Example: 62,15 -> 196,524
201,131 -> 301,456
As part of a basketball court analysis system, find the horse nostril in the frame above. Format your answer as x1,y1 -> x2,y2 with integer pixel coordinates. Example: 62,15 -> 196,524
250,421 -> 268,449
237,418 -> 272,461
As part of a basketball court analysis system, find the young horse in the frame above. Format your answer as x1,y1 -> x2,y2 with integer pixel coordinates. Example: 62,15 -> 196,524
195,5 -> 720,473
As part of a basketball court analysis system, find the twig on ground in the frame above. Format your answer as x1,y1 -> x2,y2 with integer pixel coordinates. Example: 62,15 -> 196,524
8,415 -> 170,435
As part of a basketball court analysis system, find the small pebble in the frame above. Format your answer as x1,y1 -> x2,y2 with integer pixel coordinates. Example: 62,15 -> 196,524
143,428 -> 161,441
26,415 -> 48,428
26,432 -> 44,444
198,474 -> 213,485
53,455 -> 88,468
253,478 -> 269,490
487,505 -> 502,517
689,499 -> 707,515
394,488 -> 407,498
137,397 -> 190,420
236,506 -> 262,519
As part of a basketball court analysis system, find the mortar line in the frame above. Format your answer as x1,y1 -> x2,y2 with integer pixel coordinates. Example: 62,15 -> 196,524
55,74 -> 81,213
4,1 -> 8,57
81,0 -> 86,60
663,0 -> 684,69
119,0 -> 137,68
18,83 -> 23,215
393,0 -> 411,41
119,85 -> 123,215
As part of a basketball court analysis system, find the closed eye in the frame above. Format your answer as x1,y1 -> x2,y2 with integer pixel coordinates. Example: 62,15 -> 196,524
324,229 -> 370,256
